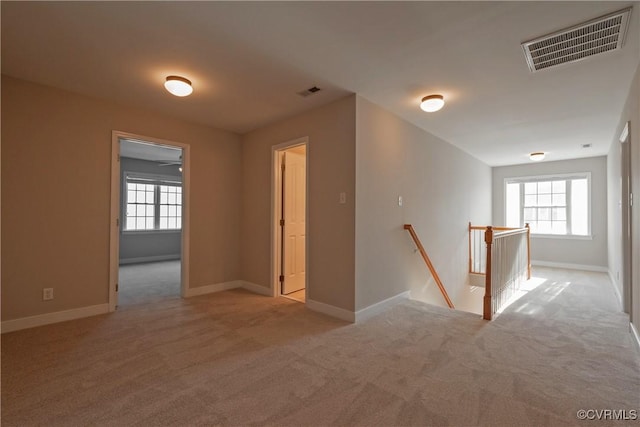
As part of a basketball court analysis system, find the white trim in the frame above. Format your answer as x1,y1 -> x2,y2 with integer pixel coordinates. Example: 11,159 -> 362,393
110,131 -> 191,311
355,291 -> 411,322
184,280 -> 243,298
619,121 -> 629,143
271,137 -> 309,298
608,269 -> 623,310
119,254 -> 181,265
306,298 -> 355,322
530,234 -> 593,240
1,304 -> 110,334
630,322 -> 640,352
241,281 -> 272,296
531,260 -> 608,272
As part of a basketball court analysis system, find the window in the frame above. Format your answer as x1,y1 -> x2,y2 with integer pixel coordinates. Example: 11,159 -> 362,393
505,173 -> 590,236
124,174 -> 182,231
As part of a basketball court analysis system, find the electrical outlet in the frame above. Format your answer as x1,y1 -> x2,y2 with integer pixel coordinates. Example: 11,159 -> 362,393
43,288 -> 54,301
339,192 -> 346,204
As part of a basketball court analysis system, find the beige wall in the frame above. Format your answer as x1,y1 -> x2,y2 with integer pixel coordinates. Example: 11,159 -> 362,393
355,97 -> 492,310
241,96 -> 356,311
1,76 -> 242,321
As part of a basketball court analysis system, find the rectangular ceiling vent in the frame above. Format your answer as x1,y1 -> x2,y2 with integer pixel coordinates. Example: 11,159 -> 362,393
522,7 -> 632,72
297,86 -> 321,97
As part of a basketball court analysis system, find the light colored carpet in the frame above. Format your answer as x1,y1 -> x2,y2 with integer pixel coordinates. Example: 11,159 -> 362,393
118,260 -> 181,306
2,267 -> 639,426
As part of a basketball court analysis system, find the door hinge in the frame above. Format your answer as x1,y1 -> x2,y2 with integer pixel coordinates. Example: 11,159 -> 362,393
117,154 -> 121,162
115,283 -> 119,292
116,218 -> 120,227
279,275 -> 284,283
630,192 -> 634,207
280,219 -> 285,226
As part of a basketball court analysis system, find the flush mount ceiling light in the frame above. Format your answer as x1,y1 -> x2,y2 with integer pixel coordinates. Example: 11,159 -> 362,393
529,152 -> 546,161
164,76 -> 193,97
420,94 -> 445,112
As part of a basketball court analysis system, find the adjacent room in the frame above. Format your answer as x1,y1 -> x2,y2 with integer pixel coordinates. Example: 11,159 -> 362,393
2,2 -> 639,425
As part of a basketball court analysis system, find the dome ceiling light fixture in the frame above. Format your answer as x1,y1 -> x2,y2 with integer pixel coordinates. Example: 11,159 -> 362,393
529,152 -> 546,161
420,94 -> 445,112
164,76 -> 193,97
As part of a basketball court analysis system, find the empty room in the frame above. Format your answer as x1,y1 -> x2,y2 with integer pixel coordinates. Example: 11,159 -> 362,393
2,2 -> 640,426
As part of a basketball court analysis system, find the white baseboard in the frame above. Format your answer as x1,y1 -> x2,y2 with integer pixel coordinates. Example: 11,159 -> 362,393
531,260 -> 608,273
241,281 -> 272,296
119,254 -> 180,265
608,269 -> 623,310
306,298 -> 355,322
355,291 -> 410,322
1,303 -> 110,334
184,280 -> 243,297
630,322 -> 640,352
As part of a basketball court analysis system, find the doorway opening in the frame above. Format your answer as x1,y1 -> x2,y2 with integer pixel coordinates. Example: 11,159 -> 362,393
109,131 -> 190,311
620,122 -> 633,316
272,138 -> 308,303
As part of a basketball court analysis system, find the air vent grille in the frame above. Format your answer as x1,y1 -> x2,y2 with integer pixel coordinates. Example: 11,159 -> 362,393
522,7 -> 632,72
297,86 -> 321,97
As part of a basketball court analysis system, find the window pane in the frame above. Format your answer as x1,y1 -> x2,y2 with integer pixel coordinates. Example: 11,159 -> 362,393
524,182 -> 537,194
177,217 -> 181,228
136,217 -> 146,229
505,183 -> 520,227
168,217 -> 176,229
127,190 -> 136,202
524,195 -> 537,206
161,192 -> 168,204
136,205 -> 145,216
160,185 -> 167,193
136,191 -> 145,203
167,205 -> 175,216
177,206 -> 182,217
538,221 -> 552,234
552,194 -> 566,206
168,193 -> 176,204
572,179 -> 588,235
146,205 -> 154,217
126,218 -> 135,230
146,191 -> 154,204
538,181 -> 551,194
552,208 -> 566,220
538,208 -> 550,221
126,204 -> 136,217
177,187 -> 182,194
146,217 -> 154,229
552,181 -> 566,193
552,221 -> 567,234
523,208 -> 536,221
160,218 -> 168,229
538,194 -> 552,206
127,183 -> 136,191
160,205 -> 168,216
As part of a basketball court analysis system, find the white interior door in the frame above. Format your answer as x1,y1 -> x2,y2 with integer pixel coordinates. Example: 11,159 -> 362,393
282,150 -> 306,294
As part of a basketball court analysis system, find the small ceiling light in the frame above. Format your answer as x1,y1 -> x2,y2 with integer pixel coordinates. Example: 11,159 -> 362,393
529,152 -> 546,161
420,94 -> 445,112
164,76 -> 193,97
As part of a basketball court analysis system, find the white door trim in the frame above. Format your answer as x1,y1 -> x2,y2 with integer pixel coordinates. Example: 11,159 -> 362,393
271,137 -> 309,299
109,131 -> 191,311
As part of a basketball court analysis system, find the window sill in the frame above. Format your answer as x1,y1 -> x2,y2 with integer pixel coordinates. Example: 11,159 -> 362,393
122,229 -> 181,235
531,233 -> 593,241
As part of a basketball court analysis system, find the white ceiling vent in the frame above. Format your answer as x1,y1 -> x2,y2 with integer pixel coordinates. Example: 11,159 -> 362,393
522,7 -> 632,72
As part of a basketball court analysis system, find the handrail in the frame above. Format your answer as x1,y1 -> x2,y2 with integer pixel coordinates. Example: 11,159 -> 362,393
468,223 -> 530,275
404,224 -> 454,309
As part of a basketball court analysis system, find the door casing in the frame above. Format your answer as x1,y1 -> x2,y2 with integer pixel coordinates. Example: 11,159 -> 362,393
109,130 -> 190,311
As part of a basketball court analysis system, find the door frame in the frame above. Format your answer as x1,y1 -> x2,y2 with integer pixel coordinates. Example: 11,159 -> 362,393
620,122 -> 632,314
109,130 -> 191,311
271,137 -> 309,299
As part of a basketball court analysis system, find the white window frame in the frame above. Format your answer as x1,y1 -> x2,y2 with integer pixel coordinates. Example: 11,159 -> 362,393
122,171 -> 183,233
504,172 -> 592,239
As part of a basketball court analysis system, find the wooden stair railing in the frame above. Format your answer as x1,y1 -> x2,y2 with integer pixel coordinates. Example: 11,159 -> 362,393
404,224 -> 455,309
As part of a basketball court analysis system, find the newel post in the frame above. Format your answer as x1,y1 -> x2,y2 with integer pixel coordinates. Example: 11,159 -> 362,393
483,226 -> 493,320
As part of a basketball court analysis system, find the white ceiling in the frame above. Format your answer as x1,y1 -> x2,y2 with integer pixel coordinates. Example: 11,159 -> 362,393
2,1 -> 638,166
